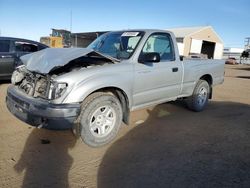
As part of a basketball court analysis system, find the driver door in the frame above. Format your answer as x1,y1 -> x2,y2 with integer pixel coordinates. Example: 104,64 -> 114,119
133,33 -> 183,107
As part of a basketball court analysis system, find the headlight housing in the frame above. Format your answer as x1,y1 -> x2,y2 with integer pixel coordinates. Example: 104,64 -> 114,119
49,82 -> 68,99
11,65 -> 26,85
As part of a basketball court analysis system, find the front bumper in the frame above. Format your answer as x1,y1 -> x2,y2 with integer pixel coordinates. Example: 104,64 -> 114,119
6,85 -> 81,130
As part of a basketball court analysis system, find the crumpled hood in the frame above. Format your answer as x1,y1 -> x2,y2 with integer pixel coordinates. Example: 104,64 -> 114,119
21,48 -> 118,74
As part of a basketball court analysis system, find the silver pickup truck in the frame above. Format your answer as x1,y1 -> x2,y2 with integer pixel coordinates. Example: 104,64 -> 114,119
6,30 -> 224,147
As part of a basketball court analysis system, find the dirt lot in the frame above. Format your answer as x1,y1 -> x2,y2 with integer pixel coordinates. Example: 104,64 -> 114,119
0,64 -> 250,188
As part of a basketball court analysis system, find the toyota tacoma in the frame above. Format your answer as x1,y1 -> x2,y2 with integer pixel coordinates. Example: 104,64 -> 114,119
6,30 -> 224,147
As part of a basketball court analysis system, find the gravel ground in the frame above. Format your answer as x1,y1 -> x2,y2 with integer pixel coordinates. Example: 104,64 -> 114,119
0,64 -> 250,188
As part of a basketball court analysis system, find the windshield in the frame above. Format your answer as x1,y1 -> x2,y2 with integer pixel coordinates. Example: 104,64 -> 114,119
87,31 -> 144,60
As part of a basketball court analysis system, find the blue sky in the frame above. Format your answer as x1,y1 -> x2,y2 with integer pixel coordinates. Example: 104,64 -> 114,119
0,0 -> 249,48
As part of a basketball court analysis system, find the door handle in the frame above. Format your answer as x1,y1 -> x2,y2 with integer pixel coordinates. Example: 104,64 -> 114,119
172,67 -> 178,72
138,70 -> 151,74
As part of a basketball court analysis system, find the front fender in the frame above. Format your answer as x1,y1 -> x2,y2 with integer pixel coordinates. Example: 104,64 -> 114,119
62,74 -> 133,107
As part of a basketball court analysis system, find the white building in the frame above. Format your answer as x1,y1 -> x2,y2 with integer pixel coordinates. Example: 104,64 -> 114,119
223,47 -> 244,59
167,26 -> 224,59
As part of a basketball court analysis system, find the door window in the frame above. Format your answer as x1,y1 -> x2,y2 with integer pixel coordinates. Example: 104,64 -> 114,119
15,41 -> 38,52
142,33 -> 175,61
0,40 -> 10,52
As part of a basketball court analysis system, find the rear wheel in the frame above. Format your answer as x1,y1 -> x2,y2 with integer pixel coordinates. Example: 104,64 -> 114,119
75,92 -> 122,147
186,80 -> 210,112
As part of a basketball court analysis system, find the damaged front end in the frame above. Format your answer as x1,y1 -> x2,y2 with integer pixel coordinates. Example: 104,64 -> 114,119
11,48 -> 117,100
6,48 -> 117,130
11,65 -> 67,100
12,65 -> 50,98
7,64 -> 77,129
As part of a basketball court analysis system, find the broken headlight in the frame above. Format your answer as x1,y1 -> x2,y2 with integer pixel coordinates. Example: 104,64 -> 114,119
11,65 -> 26,85
50,82 -> 68,99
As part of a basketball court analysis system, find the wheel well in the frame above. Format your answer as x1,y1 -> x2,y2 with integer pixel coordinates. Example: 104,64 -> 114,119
200,74 -> 213,85
200,74 -> 213,99
90,87 -> 130,125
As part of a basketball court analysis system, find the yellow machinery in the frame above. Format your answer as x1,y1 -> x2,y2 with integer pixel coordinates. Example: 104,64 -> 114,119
40,29 -> 71,48
40,36 -> 63,48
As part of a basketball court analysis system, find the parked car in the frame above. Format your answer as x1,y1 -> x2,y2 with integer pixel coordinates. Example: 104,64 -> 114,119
6,30 -> 224,147
225,57 -> 238,65
0,37 -> 48,80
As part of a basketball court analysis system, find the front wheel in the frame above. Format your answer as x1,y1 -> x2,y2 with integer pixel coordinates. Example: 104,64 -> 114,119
75,92 -> 123,147
186,80 -> 210,112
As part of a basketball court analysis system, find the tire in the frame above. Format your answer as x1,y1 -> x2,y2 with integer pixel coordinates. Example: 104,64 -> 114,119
186,80 -> 210,112
75,92 -> 122,147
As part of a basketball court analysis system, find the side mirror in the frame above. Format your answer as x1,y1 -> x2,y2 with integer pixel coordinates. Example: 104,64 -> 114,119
139,52 -> 160,63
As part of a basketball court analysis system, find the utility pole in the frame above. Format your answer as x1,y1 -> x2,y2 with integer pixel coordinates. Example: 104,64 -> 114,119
69,10 -> 73,47
70,10 -> 72,32
245,37 -> 250,50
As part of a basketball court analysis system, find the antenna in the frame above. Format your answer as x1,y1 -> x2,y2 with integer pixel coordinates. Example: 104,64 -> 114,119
70,10 -> 72,32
